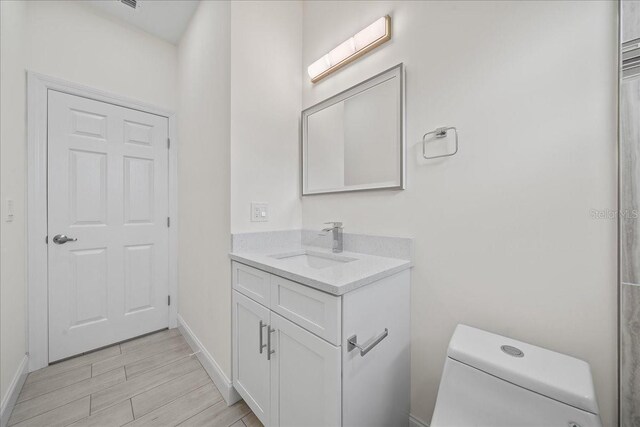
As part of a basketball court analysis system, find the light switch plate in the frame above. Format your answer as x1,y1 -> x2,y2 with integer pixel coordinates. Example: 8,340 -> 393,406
251,202 -> 268,222
5,199 -> 14,222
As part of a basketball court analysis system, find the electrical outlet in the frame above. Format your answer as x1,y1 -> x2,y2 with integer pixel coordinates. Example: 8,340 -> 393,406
251,202 -> 268,222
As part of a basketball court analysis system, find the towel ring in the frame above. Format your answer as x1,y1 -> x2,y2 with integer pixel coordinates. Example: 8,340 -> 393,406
422,126 -> 458,160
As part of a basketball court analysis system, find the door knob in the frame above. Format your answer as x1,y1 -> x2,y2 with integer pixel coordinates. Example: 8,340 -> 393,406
52,234 -> 77,245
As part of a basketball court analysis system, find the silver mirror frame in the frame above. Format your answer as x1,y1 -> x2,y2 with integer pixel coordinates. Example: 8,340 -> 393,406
301,63 -> 406,196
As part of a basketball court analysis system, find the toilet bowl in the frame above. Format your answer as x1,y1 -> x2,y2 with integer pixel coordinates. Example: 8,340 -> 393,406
431,325 -> 602,427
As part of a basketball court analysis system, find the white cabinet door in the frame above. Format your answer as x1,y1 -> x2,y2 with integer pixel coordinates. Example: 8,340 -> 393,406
269,312 -> 341,427
233,291 -> 271,425
48,90 -> 169,362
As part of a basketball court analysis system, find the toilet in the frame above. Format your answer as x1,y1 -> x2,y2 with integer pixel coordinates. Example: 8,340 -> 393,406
431,325 -> 602,427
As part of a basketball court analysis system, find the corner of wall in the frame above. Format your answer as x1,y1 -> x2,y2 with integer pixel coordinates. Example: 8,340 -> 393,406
0,356 -> 28,427
177,0 -> 233,379
0,0 -> 29,408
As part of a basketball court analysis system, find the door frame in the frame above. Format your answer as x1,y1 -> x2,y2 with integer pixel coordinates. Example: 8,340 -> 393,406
26,71 -> 179,371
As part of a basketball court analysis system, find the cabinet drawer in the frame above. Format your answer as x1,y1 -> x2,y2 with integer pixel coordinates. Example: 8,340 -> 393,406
232,262 -> 270,307
270,275 -> 341,345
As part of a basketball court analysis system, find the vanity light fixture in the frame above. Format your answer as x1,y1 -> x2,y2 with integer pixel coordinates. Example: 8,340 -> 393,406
307,15 -> 391,83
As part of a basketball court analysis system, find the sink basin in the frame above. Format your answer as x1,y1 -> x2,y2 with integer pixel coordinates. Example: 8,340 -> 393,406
270,250 -> 357,269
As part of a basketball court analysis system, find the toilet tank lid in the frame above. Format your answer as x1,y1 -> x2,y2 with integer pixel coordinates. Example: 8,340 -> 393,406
447,324 -> 599,415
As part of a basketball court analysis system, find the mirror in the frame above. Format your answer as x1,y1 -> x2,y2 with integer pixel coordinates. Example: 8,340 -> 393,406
302,63 -> 405,195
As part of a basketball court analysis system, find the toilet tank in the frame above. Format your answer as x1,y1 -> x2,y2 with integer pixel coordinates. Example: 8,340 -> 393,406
430,325 -> 602,427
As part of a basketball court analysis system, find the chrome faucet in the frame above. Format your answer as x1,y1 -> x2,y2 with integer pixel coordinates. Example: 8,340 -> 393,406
321,222 -> 343,253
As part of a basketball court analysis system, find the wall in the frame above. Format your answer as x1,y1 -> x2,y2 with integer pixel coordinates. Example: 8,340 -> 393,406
0,0 -> 28,407
26,1 -> 177,110
301,1 -> 618,425
230,1 -> 302,233
177,0 -> 232,378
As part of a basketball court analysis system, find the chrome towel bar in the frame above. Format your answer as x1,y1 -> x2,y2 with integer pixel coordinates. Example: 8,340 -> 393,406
348,328 -> 389,357
422,126 -> 458,159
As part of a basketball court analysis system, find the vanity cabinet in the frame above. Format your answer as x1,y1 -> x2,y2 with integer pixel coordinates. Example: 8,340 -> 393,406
231,261 -> 411,427
233,291 -> 340,426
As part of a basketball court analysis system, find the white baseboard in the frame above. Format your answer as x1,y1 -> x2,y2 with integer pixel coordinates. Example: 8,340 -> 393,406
1,355 -> 29,427
409,413 -> 430,427
177,315 -> 241,406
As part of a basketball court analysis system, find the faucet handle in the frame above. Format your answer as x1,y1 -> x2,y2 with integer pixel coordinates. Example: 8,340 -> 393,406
324,221 -> 343,228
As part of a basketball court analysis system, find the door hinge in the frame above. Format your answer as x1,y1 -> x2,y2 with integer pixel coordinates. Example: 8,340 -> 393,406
167,138 -> 170,149
45,235 -> 48,244
168,295 -> 171,306
167,217 -> 170,227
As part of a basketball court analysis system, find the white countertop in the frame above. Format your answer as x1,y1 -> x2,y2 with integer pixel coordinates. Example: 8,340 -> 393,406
229,247 -> 411,295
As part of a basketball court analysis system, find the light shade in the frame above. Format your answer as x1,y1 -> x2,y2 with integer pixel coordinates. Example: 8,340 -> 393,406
307,16 -> 391,83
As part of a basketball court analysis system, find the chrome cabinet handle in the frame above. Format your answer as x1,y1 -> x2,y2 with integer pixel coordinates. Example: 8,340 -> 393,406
53,234 -> 77,245
259,321 -> 267,354
267,326 -> 275,360
347,328 -> 389,357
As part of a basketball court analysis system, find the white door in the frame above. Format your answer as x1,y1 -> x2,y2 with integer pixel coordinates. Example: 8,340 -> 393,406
47,90 -> 169,362
232,291 -> 271,425
269,312 -> 341,427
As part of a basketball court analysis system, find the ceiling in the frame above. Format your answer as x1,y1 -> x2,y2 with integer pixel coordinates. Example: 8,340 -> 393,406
85,0 -> 199,45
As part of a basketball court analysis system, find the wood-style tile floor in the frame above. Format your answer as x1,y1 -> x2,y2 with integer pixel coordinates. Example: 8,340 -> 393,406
8,329 -> 262,427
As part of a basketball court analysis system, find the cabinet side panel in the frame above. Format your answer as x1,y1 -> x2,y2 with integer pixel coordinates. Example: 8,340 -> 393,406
342,269 -> 411,427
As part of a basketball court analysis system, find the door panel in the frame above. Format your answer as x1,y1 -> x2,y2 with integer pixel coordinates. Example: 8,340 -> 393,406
70,108 -> 107,139
69,247 -> 108,327
124,119 -> 154,145
123,156 -> 155,223
270,312 -> 341,427
48,90 -> 169,362
233,291 -> 271,425
69,149 -> 107,225
124,244 -> 154,314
